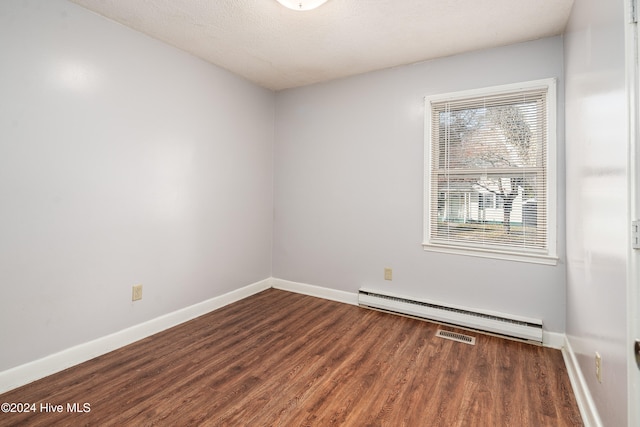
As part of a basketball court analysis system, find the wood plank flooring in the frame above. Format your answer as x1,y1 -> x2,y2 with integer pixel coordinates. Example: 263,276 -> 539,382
0,289 -> 583,426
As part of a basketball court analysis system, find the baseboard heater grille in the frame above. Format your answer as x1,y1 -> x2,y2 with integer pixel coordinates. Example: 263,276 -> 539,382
358,289 -> 543,343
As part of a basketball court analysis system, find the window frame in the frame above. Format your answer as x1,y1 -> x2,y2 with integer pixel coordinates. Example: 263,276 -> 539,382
423,79 -> 558,265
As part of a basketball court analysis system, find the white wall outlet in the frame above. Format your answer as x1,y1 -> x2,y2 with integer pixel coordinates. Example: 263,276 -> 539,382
132,284 -> 143,301
595,352 -> 602,383
384,267 -> 393,281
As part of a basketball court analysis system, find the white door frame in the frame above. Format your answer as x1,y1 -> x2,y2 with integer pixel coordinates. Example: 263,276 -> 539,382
626,0 -> 640,424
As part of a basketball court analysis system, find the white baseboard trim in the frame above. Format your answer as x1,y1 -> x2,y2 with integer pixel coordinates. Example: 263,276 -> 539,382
272,278 -> 591,425
562,336 -> 602,427
542,331 -> 565,349
270,278 -> 358,306
1,274 -> 586,420
272,278 -> 565,350
0,278 -> 271,394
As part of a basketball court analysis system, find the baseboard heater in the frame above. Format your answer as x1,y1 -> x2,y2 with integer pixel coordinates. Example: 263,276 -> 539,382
358,288 -> 543,344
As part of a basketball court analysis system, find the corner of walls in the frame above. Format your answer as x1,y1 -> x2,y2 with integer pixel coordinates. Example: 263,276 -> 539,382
0,0 -> 274,375
271,277 -> 359,305
543,331 -> 567,350
271,278 -> 567,351
272,36 -> 567,334
562,336 -> 604,427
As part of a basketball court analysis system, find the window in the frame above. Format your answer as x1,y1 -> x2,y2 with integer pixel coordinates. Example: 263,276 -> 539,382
423,79 -> 557,265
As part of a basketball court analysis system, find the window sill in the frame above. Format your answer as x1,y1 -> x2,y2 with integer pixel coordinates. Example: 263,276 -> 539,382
422,242 -> 558,266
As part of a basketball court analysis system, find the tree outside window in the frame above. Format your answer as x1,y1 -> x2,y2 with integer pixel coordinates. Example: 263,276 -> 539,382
424,79 -> 556,264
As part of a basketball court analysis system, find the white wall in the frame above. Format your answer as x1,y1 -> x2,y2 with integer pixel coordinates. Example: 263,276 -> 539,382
0,0 -> 274,371
273,37 -> 567,333
564,0 -> 628,425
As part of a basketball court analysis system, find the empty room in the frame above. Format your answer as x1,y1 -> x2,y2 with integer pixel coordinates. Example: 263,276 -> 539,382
0,0 -> 638,426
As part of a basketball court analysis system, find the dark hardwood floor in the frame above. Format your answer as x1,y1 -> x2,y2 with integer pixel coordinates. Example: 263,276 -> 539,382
0,289 -> 583,426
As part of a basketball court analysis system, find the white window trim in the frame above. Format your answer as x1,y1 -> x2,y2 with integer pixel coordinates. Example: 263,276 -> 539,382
423,78 -> 558,266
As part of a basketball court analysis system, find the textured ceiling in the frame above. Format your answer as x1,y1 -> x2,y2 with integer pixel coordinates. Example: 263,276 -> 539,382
69,0 -> 574,91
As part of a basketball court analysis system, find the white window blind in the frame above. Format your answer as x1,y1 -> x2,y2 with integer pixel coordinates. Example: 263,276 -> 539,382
424,80 -> 556,264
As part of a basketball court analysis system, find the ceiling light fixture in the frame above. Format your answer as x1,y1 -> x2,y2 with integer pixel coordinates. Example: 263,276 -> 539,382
275,0 -> 329,11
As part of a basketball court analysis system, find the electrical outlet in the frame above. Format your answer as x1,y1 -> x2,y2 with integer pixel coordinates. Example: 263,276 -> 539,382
595,352 -> 602,383
384,267 -> 393,281
132,284 -> 143,301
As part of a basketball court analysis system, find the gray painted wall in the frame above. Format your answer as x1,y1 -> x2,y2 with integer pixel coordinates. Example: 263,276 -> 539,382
564,0 -> 629,425
273,37 -> 567,333
0,0 -> 275,371
3,3 -> 631,423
